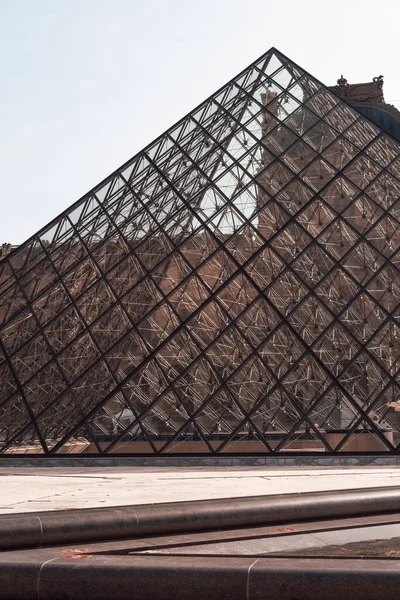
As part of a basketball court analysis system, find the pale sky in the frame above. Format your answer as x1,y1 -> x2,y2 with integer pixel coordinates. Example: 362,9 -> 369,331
0,0 -> 399,244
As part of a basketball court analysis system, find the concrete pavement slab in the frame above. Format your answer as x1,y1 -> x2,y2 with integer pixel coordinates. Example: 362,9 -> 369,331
0,466 -> 400,513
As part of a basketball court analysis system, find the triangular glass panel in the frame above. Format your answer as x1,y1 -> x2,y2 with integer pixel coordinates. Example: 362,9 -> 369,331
219,431 -> 270,454
1,425 -> 46,455
54,424 -> 101,454
336,429 -> 394,453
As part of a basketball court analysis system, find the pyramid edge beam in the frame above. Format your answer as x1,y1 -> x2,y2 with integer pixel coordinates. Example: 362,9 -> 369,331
1,48 -> 283,263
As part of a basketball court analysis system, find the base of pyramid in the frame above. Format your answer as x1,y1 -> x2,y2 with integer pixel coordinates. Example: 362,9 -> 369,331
2,429 -> 394,456
0,453 -> 398,470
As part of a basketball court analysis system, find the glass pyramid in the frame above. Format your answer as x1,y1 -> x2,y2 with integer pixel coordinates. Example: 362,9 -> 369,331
1,48 -> 400,456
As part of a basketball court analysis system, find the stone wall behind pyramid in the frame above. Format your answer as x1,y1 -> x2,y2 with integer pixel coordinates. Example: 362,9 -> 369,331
1,48 -> 400,456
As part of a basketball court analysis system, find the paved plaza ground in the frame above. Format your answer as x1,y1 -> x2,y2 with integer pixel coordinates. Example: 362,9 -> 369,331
0,466 -> 399,513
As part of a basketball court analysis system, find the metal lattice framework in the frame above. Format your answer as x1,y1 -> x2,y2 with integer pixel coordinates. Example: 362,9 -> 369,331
1,48 -> 400,456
